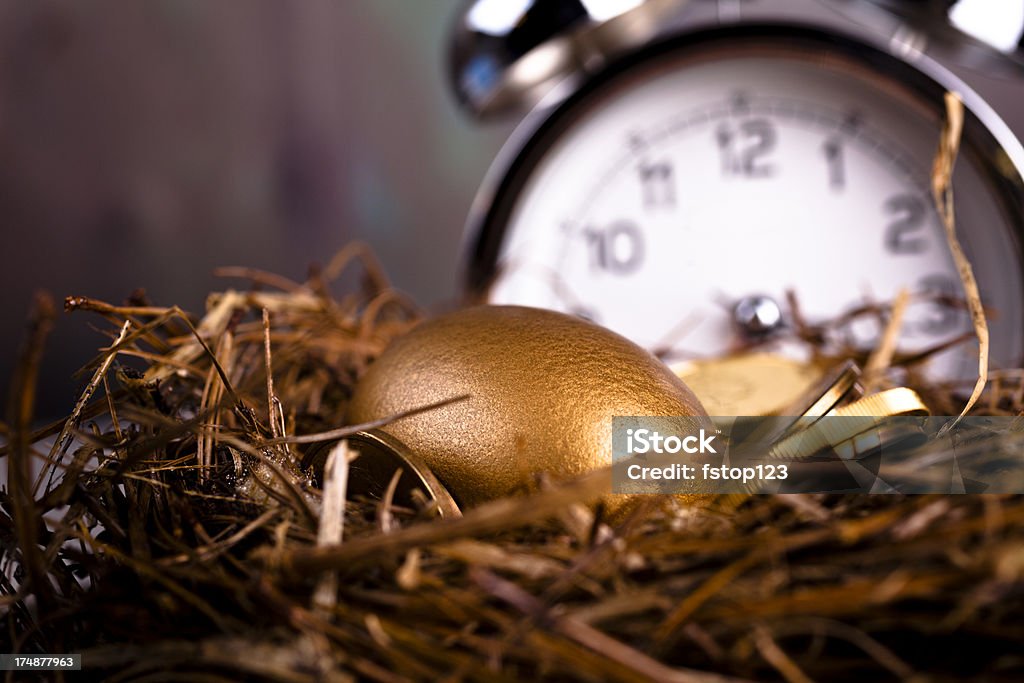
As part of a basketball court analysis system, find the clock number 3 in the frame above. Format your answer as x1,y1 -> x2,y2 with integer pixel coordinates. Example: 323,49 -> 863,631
583,222 -> 644,275
716,119 -> 776,178
915,274 -> 962,334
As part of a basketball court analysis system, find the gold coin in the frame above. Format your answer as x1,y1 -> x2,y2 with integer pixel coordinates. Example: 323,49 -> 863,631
770,388 -> 929,461
303,429 -> 462,519
672,353 -> 823,416
722,360 -> 862,461
829,387 -> 929,419
782,359 -> 861,419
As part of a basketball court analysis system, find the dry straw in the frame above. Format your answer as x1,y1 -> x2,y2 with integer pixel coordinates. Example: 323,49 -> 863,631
1,108 -> 1022,681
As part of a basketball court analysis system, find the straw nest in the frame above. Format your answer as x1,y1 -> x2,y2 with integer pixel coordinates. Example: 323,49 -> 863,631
1,239 -> 1022,683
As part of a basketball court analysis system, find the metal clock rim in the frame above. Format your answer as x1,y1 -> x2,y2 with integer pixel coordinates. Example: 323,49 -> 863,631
458,21 -> 1024,330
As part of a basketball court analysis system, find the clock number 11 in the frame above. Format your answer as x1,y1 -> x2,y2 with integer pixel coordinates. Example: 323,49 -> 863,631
637,160 -> 676,209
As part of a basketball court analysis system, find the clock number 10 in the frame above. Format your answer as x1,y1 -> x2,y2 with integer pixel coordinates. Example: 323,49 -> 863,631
583,222 -> 644,275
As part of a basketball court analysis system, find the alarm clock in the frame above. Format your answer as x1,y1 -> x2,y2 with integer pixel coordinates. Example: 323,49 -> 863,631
450,0 -> 1024,379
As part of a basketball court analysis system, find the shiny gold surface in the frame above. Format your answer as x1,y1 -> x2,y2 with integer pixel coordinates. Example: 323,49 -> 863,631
720,360 -> 863,452
348,305 -> 710,508
784,360 -> 862,419
673,353 -> 822,416
770,388 -> 930,460
829,388 -> 929,419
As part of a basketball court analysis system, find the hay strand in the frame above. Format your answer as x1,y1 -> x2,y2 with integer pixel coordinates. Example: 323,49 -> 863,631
932,91 -> 989,425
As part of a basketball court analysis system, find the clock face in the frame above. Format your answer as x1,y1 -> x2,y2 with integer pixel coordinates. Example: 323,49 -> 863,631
470,35 -> 1024,378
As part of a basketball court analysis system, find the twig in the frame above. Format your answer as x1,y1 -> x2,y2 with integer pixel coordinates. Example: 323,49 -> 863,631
7,293 -> 56,621
655,551 -> 763,643
752,625 -> 816,683
263,309 -> 284,441
863,289 -> 908,392
197,330 -> 235,483
471,567 -> 753,683
36,319 -> 131,495
932,91 -> 987,425
268,394 -> 470,445
312,441 -> 353,614
378,468 -> 403,534
278,468 -> 613,576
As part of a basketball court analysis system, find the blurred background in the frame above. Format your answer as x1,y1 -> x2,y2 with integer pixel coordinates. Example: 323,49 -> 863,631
4,0 -> 1023,421
0,0 -> 513,419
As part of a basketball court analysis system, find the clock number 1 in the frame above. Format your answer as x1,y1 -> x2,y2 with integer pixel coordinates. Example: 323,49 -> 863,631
584,222 -> 644,275
823,137 -> 844,191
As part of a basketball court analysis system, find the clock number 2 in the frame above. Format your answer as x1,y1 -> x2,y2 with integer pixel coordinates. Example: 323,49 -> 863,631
716,119 -> 776,178
583,222 -> 644,275
884,194 -> 927,254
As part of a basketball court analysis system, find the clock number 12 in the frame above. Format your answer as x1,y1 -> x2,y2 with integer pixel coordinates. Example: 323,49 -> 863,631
716,119 -> 776,178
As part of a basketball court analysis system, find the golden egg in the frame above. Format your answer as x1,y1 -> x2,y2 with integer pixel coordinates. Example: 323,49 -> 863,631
348,305 -> 710,508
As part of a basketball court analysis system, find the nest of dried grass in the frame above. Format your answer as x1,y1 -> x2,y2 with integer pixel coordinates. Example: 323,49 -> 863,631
1,238 -> 1022,683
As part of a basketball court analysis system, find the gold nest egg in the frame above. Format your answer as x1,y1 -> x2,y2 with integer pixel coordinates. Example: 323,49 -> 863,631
348,305 -> 710,508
